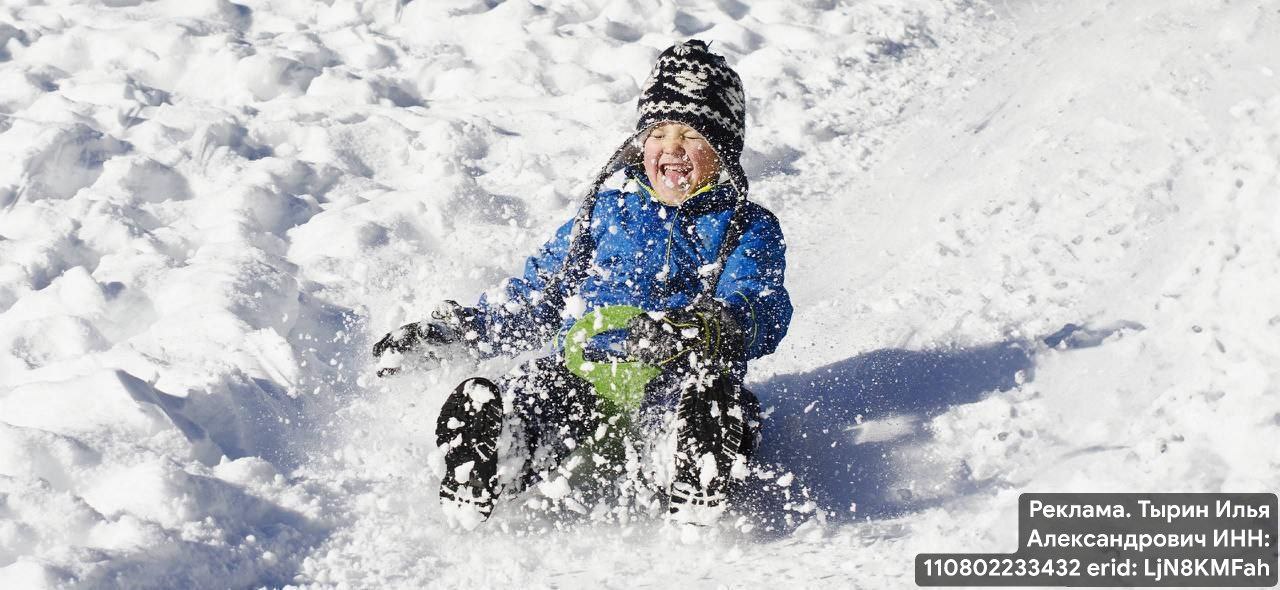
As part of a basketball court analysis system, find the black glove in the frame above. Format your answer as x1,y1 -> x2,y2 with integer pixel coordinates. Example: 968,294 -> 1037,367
622,300 -> 744,371
372,321 -> 456,355
372,301 -> 477,376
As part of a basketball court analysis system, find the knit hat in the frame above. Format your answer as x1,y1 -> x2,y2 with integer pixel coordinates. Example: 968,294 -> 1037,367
634,39 -> 748,196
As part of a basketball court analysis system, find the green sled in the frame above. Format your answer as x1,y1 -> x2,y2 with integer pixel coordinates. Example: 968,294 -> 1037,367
563,305 -> 662,413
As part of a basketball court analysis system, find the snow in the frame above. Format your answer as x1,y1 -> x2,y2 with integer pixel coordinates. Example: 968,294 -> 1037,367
539,476 -> 572,500
452,460 -> 475,485
0,0 -> 1277,587
463,380 -> 494,404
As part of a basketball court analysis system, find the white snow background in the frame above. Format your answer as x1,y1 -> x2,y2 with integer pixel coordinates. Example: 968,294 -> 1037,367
1,0 -> 1277,587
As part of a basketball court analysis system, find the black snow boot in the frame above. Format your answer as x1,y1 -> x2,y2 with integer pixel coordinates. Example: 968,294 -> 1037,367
436,377 -> 504,527
668,376 -> 759,525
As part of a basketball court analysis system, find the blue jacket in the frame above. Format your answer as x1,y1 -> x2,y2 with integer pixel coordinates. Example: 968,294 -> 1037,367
471,168 -> 792,377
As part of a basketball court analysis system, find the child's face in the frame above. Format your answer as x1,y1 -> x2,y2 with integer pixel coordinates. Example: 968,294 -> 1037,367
642,122 -> 722,206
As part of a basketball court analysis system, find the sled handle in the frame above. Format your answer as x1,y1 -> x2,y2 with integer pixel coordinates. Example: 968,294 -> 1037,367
563,306 -> 661,412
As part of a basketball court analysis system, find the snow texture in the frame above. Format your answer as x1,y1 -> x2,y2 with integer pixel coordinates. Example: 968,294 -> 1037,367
0,0 -> 1277,587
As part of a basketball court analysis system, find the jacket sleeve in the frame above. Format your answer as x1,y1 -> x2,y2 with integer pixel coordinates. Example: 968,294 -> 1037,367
470,216 -> 576,356
714,206 -> 793,360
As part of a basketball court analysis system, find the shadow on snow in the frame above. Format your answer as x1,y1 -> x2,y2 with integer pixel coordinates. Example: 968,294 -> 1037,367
737,322 -> 1141,537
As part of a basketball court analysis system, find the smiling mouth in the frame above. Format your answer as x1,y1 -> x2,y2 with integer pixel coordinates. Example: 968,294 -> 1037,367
659,162 -> 693,189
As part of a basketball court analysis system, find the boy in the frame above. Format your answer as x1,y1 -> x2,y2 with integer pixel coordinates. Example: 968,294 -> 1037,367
372,40 -> 791,526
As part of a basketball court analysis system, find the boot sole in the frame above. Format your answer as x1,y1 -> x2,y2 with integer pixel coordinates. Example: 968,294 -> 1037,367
669,378 -> 746,524
436,377 -> 503,521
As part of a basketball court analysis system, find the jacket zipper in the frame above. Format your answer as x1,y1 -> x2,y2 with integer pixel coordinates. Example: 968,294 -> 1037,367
663,206 -> 678,285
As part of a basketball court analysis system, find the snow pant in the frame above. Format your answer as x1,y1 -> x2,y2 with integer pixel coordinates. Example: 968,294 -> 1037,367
497,355 -> 761,490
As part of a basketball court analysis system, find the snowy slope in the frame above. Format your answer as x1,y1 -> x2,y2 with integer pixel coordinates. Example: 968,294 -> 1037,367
1,0 -> 1277,587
